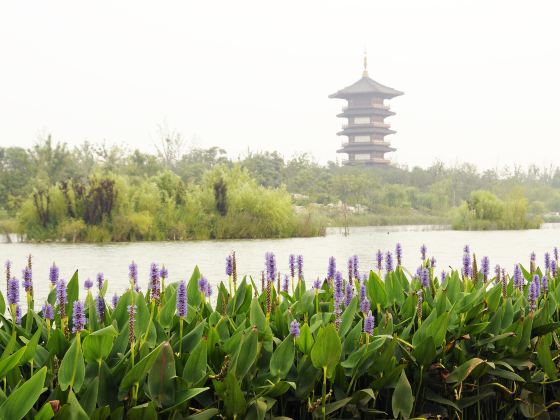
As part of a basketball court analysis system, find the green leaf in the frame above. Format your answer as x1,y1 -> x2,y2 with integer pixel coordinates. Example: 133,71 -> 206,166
536,335 -> 557,380
127,403 -> 158,420
446,358 -> 486,384
0,366 -> 47,420
310,324 -> 341,378
338,296 -> 357,338
216,372 -> 246,418
34,402 -> 55,420
392,371 -> 413,420
82,325 -> 118,364
160,388 -> 210,413
58,336 -> 85,392
79,376 -> 99,416
234,328 -> 258,379
0,346 -> 25,379
20,327 -> 42,365
183,337 -> 207,386
159,287 -> 177,329
270,335 -> 295,379
249,299 -> 266,333
147,341 -> 176,407
296,323 -> 314,354
368,271 -> 387,309
185,408 -> 219,420
119,341 -> 164,393
187,266 -> 202,307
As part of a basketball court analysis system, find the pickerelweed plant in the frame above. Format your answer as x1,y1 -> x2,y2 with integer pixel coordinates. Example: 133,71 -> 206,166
0,248 -> 559,419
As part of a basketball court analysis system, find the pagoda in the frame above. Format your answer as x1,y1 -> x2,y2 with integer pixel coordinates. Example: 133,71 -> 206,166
329,55 -> 403,165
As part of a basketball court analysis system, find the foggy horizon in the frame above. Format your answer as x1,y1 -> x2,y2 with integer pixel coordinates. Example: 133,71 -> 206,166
1,1 -> 559,171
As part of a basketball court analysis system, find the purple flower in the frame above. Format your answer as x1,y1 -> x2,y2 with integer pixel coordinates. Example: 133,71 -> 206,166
7,278 -> 19,306
15,305 -> 21,325
360,294 -> 370,314
545,252 -> 551,272
555,247 -> 559,262
552,260 -> 558,277
49,263 -> 59,286
297,255 -> 304,279
430,256 -> 436,269
226,255 -> 233,277
129,261 -> 138,287
290,319 -> 300,338
513,264 -> 523,290
282,274 -> 289,293
96,295 -> 105,321
5,260 -> 11,280
420,244 -> 427,261
440,271 -> 446,284
96,272 -> 104,290
57,279 -> 67,318
396,243 -> 403,266
481,256 -> 490,282
464,245 -> 470,254
533,275 -> 541,296
352,255 -> 359,280
462,250 -> 471,278
530,252 -> 536,263
128,304 -> 136,345
344,283 -> 353,307
72,300 -> 86,333
313,278 -> 322,289
415,266 -> 423,279
42,303 -> 54,320
22,267 -> 32,293
84,278 -> 93,290
112,293 -> 119,309
289,254 -> 295,278
334,271 -> 343,304
265,252 -> 277,281
327,257 -> 336,281
385,252 -> 394,273
160,266 -> 168,280
204,281 -> 212,298
376,250 -> 383,271
149,263 -> 160,303
529,281 -> 538,312
347,257 -> 354,281
494,265 -> 501,284
542,275 -> 549,294
198,276 -> 208,293
364,311 -> 375,336
176,280 -> 187,317
421,268 -> 430,288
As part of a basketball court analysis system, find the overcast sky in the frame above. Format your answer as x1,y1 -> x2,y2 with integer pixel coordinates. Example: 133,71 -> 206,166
1,1 -> 559,170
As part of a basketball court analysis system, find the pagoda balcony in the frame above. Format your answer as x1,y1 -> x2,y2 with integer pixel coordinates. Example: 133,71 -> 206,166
341,140 -> 390,147
372,103 -> 391,110
342,104 -> 391,112
342,122 -> 390,129
342,157 -> 390,165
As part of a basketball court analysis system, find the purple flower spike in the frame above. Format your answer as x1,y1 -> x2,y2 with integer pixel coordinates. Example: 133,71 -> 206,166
289,254 -> 296,278
129,261 -> 138,285
160,266 -> 168,281
334,271 -> 343,304
56,279 -> 67,315
513,264 -> 523,290
282,274 -> 289,293
128,304 -> 136,345
555,247 -> 559,262
265,252 -> 277,281
396,243 -> 403,266
15,305 -> 22,325
533,275 -> 541,296
360,296 -> 370,314
542,275 -> 549,294
347,257 -> 354,281
96,273 -> 104,290
327,257 -> 336,281
42,303 -> 54,320
420,244 -> 427,261
204,281 -> 212,298
481,256 -> 490,282
22,267 -> 32,293
313,278 -> 322,290
430,256 -> 437,269
344,283 -> 353,307
96,296 -> 105,321
72,300 -> 86,333
84,278 -> 93,290
198,277 -> 207,293
226,255 -> 233,277
297,255 -> 304,279
385,252 -> 394,273
112,293 -> 119,309
290,319 -> 300,338
421,268 -> 430,288
149,263 -> 160,303
551,260 -> 558,277
364,311 -> 375,336
49,263 -> 59,286
529,281 -> 538,312
376,250 -> 383,272
462,250 -> 471,278
545,253 -> 551,272
352,255 -> 359,280
440,271 -> 446,284
176,280 -> 187,318
464,245 -> 470,254
7,278 -> 19,306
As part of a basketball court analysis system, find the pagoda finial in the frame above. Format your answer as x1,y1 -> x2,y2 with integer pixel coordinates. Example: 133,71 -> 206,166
362,49 -> 368,77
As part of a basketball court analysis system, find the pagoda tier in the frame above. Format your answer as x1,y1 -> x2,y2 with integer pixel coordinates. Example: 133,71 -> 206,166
329,55 -> 403,166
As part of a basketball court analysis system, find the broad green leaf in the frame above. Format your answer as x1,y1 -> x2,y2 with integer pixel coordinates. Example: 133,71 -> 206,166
338,296 -> 357,338
185,408 -> 220,420
127,403 -> 158,420
392,371 -> 413,420
187,266 -> 202,307
216,372 -> 246,418
148,342 -> 176,407
296,323 -> 314,354
0,366 -> 47,420
234,328 -> 258,379
183,338 -> 207,386
119,341 -> 164,393
249,299 -> 266,333
0,346 -> 25,379
310,324 -> 341,378
160,388 -> 210,413
536,335 -> 557,380
58,336 -> 85,392
82,325 -> 118,364
446,358 -> 486,384
270,335 -> 295,379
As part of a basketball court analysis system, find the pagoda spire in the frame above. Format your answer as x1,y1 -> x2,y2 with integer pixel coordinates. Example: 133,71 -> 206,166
362,50 -> 368,77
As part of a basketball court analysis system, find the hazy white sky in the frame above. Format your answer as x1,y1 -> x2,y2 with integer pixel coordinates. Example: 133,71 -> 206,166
1,1 -> 559,169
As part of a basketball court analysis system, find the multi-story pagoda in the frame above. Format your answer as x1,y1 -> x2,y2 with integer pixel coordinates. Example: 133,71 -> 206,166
329,55 -> 403,165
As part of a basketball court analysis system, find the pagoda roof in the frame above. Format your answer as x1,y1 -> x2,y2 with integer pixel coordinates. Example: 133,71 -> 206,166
329,76 -> 403,99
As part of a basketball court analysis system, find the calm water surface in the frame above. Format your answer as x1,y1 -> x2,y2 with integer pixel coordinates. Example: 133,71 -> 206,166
2,224 -> 560,304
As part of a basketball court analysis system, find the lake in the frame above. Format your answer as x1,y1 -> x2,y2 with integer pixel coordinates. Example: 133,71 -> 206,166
1,224 -> 559,305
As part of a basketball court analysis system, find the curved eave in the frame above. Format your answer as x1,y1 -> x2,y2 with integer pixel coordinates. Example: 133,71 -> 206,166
329,91 -> 403,100
337,127 -> 396,136
337,144 -> 396,153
